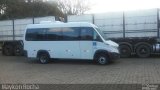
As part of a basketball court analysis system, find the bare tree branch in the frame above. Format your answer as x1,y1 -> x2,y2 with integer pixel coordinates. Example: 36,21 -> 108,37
57,0 -> 91,15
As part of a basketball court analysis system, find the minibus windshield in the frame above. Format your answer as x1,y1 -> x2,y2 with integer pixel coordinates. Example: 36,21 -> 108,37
95,27 -> 108,40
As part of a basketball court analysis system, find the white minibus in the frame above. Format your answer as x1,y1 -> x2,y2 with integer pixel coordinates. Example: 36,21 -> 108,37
23,22 -> 119,65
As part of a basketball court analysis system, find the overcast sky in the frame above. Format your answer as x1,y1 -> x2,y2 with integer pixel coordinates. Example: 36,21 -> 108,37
88,0 -> 160,13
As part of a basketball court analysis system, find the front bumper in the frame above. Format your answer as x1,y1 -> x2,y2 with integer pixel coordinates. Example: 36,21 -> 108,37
108,52 -> 120,60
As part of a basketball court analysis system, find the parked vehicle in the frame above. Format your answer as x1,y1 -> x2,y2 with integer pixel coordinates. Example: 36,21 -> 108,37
68,9 -> 160,58
23,22 -> 120,64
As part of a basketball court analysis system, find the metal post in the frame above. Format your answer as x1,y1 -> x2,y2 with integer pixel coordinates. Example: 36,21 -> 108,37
157,8 -> 159,38
33,17 -> 35,24
64,15 -> 68,23
123,12 -> 125,38
12,19 -> 15,40
92,14 -> 95,24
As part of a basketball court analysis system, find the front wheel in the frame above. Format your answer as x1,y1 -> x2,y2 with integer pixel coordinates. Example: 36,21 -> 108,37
38,53 -> 50,64
95,54 -> 109,65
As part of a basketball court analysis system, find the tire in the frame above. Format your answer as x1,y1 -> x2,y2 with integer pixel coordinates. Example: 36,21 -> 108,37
3,45 -> 13,56
119,45 -> 131,58
136,44 -> 150,58
96,54 -> 109,65
38,53 -> 50,64
14,45 -> 23,56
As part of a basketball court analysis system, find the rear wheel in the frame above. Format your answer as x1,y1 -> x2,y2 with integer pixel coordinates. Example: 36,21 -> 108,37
136,44 -> 150,58
3,44 -> 13,56
119,45 -> 131,58
38,53 -> 50,64
14,45 -> 23,56
96,54 -> 109,65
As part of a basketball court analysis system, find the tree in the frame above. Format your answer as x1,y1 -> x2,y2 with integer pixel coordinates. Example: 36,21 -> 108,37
0,0 -> 64,20
0,0 -> 5,15
57,0 -> 91,15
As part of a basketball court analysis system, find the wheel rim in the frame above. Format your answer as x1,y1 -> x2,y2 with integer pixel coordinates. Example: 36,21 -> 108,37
40,55 -> 47,63
4,46 -> 12,55
121,48 -> 128,54
136,45 -> 150,58
140,48 -> 147,54
5,48 -> 10,54
98,57 -> 106,64
139,47 -> 148,55
15,48 -> 20,54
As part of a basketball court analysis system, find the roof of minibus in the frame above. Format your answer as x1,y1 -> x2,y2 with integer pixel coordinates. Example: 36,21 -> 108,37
26,22 -> 97,29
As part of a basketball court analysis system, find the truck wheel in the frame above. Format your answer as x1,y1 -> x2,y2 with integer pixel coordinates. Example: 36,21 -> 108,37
119,45 -> 131,58
136,44 -> 150,58
38,53 -> 50,64
14,45 -> 23,56
4,45 -> 13,56
96,54 -> 109,65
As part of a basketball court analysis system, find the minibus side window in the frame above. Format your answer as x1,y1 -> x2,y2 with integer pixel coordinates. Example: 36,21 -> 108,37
25,28 -> 46,41
46,28 -> 62,41
80,27 -> 93,41
93,31 -> 102,42
62,27 -> 80,41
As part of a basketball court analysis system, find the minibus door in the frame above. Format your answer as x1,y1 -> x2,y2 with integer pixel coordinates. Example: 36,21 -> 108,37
80,27 -> 94,59
62,27 -> 81,59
